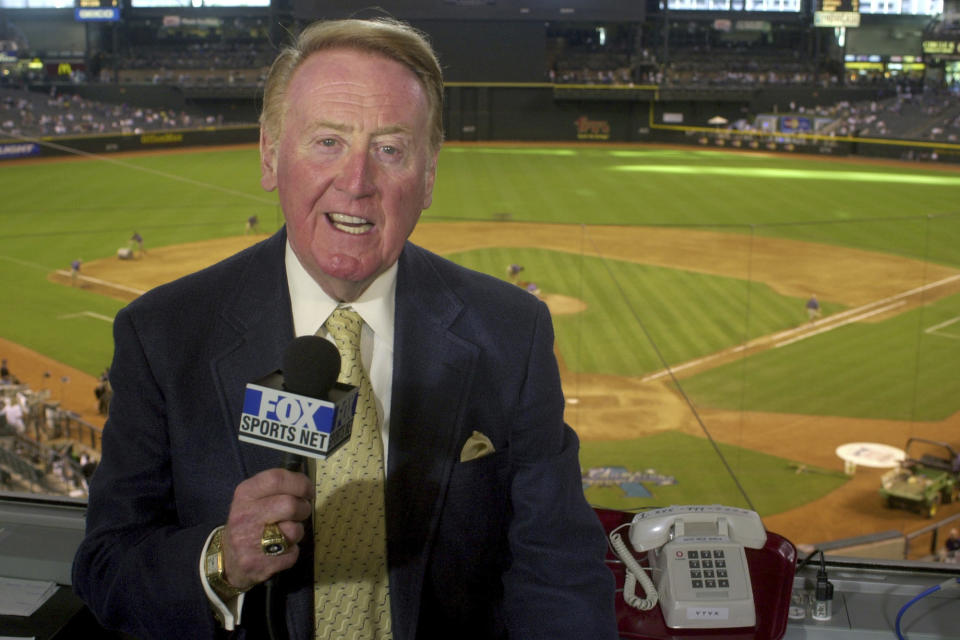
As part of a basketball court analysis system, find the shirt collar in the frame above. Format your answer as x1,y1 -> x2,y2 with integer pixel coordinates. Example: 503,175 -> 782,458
285,240 -> 396,350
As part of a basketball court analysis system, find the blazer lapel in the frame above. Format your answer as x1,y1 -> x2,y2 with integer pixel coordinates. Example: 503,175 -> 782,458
209,229 -> 296,478
386,243 -> 479,640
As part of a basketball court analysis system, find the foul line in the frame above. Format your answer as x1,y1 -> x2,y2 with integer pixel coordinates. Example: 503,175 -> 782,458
55,269 -> 146,296
926,315 -> 960,339
642,272 -> 960,382
0,255 -> 58,272
59,311 -> 114,323
774,301 -> 906,348
5,132 -> 275,205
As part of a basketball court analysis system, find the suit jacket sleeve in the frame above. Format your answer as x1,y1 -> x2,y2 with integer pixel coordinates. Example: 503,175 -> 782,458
71,306 -> 224,639
71,231 -> 294,640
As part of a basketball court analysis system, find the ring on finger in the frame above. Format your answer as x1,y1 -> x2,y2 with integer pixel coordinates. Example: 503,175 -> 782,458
260,522 -> 289,556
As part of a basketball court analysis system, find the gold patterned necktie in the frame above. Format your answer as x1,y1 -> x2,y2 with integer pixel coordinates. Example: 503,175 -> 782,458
313,307 -> 392,639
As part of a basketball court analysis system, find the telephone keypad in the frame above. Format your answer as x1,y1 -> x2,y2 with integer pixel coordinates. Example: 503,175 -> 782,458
682,547 -> 731,592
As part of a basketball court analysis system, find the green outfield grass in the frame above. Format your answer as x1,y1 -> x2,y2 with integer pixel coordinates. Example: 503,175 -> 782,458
434,146 -> 960,267
679,294 -> 960,422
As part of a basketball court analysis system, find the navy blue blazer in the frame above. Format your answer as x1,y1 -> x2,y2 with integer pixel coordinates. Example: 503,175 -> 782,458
72,228 -> 618,639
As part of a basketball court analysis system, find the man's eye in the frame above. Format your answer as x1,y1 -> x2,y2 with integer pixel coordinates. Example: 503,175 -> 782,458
319,138 -> 338,148
376,144 -> 406,162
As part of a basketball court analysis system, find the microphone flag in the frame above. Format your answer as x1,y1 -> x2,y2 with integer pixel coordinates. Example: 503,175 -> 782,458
238,370 -> 357,459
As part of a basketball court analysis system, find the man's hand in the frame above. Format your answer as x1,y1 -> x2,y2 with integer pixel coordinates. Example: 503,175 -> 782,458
220,468 -> 314,590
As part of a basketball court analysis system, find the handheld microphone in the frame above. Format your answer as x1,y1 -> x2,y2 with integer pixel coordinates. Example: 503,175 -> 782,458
238,335 -> 357,460
246,336 -> 352,640
282,335 -> 340,399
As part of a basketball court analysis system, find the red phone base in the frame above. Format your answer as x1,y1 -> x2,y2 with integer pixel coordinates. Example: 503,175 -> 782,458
594,507 -> 798,640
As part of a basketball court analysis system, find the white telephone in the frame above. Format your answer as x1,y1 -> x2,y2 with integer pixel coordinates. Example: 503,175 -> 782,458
610,504 -> 767,630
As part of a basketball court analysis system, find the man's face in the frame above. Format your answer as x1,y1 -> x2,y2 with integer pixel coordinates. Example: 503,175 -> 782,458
260,48 -> 438,301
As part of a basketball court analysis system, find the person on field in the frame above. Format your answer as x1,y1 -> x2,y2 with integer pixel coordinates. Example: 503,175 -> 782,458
70,258 -> 82,286
805,294 -> 821,322
130,231 -> 145,256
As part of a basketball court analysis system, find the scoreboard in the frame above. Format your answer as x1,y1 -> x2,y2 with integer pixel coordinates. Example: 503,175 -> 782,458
814,0 -> 860,27
75,0 -> 120,22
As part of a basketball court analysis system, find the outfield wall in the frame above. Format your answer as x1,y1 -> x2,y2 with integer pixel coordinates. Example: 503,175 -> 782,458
0,125 -> 259,161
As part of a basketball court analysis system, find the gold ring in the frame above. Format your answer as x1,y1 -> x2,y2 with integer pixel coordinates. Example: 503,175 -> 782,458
261,522 -> 288,556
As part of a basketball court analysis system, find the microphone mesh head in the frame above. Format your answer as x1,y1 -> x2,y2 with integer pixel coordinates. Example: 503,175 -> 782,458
282,335 -> 341,398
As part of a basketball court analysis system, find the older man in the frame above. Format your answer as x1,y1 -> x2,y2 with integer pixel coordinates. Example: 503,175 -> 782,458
72,18 -> 618,640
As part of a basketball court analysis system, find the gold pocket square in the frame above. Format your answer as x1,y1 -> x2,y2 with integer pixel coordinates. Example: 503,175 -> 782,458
460,430 -> 495,462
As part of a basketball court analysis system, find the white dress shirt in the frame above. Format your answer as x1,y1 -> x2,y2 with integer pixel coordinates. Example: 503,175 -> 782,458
285,239 -> 396,463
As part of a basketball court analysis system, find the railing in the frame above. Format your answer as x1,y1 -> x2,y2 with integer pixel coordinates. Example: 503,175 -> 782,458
0,428 -> 94,497
0,395 -> 103,498
905,512 -> 960,561
0,444 -> 45,492
43,404 -> 103,453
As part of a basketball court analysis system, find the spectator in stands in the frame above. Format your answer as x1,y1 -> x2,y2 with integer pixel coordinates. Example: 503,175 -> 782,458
79,453 -> 98,491
94,372 -> 112,416
2,397 -> 25,434
944,528 -> 960,562
0,87 -> 254,139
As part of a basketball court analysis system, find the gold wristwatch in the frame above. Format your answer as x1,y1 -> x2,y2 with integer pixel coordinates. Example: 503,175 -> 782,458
204,527 -> 246,600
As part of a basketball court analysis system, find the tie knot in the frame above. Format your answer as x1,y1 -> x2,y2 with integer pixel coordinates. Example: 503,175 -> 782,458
324,307 -> 363,350
324,307 -> 364,387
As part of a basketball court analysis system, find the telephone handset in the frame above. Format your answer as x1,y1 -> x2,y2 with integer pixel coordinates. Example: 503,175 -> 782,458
610,504 -> 768,630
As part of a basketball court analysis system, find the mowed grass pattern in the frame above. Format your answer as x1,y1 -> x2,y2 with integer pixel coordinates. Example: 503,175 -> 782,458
680,295 -> 960,421
449,247 -> 846,377
2,144 -> 959,519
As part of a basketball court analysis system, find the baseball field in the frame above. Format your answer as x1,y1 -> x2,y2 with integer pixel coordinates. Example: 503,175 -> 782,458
3,141 -> 959,555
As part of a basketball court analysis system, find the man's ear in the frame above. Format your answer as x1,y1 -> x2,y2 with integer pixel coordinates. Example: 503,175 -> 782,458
421,149 -> 439,210
259,129 -> 278,192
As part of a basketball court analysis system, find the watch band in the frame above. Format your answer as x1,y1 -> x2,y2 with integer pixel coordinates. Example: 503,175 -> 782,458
205,527 -> 246,600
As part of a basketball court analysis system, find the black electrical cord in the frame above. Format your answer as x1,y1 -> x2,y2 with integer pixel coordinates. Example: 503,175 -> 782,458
266,453 -> 306,640
265,576 -> 286,640
796,549 -> 833,621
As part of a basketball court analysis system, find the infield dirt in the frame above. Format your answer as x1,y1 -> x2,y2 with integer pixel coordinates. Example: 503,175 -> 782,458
20,220 -> 960,554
